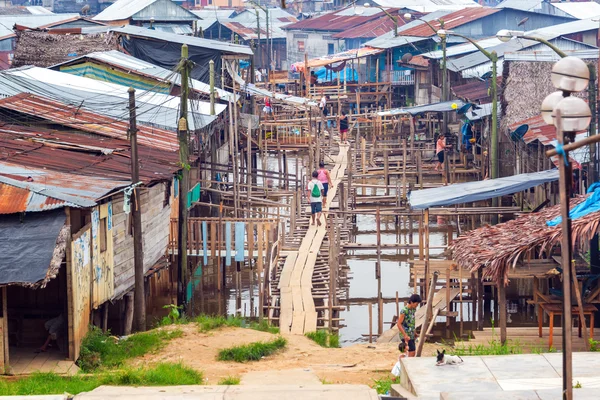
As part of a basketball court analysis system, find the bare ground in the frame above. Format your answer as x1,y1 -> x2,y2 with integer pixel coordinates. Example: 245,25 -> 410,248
130,325 -> 446,385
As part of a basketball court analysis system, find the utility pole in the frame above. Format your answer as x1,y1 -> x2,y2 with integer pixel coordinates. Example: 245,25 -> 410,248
210,60 -> 215,116
255,8 -> 262,70
177,44 -> 191,309
128,87 -> 146,332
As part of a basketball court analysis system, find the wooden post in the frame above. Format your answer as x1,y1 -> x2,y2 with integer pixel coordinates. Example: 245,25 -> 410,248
395,291 -> 400,319
384,146 -> 389,195
498,283 -> 507,345
124,292 -> 134,335
1,287 -> 8,373
128,88 -> 146,331
416,271 -> 439,357
477,269 -> 484,331
402,139 -> 407,200
424,209 -> 430,296
329,214 -> 334,332
368,302 -> 373,343
376,207 -> 383,335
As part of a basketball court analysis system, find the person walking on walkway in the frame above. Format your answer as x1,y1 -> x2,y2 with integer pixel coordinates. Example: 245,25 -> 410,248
396,294 -> 422,357
317,161 -> 332,208
307,170 -> 324,227
435,135 -> 446,172
339,111 -> 349,143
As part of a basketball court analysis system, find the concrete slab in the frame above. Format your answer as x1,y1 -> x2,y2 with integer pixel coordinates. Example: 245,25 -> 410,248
441,388 -> 600,400
481,354 -> 560,380
399,353 -> 600,400
542,352 -> 600,377
240,369 -> 321,385
74,384 -> 379,400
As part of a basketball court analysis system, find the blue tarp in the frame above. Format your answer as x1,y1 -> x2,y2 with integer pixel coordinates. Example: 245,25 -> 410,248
235,222 -> 245,262
315,67 -> 358,82
547,182 -> 600,226
202,221 -> 208,265
408,170 -> 560,210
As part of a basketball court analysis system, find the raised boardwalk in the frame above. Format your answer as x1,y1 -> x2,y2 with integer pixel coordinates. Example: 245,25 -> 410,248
279,144 -> 349,335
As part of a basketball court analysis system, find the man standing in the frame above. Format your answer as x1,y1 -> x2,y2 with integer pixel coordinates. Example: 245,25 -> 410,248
307,170 -> 324,227
396,294 -> 422,357
339,111 -> 349,143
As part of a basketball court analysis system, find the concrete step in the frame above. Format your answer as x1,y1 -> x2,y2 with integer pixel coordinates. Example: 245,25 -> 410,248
74,384 -> 380,400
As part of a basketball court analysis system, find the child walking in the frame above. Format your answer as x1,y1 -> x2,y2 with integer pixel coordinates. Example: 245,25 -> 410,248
317,162 -> 332,208
307,170 -> 324,226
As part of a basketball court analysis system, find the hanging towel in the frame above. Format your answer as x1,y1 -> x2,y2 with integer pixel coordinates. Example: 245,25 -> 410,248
235,222 -> 245,262
225,221 -> 232,266
202,221 -> 208,265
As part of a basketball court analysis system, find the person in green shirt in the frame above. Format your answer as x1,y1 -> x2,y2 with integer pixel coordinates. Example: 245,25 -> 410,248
397,294 -> 422,357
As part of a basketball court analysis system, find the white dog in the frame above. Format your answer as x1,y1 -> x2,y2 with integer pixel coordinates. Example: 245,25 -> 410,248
436,349 -> 463,366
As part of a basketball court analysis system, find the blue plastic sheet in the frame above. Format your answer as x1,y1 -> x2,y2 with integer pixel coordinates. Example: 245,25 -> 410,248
225,221 -> 232,266
202,221 -> 208,265
235,222 -> 245,262
547,182 -> 600,226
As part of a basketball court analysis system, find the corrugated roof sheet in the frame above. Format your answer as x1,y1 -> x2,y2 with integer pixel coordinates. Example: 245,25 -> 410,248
0,66 -> 221,131
141,22 -> 194,35
94,0 -> 197,21
400,7 -> 501,37
0,181 -> 75,214
452,77 -> 502,103
0,93 -> 179,151
292,47 -> 384,70
0,13 -> 80,39
374,0 -> 481,12
51,50 -> 237,103
220,8 -> 298,40
190,8 -> 238,20
378,100 -> 465,116
332,11 -> 407,39
110,25 -> 253,56
282,6 -> 395,32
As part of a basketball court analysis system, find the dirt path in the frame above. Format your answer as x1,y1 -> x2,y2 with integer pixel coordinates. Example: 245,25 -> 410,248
131,325 -> 446,385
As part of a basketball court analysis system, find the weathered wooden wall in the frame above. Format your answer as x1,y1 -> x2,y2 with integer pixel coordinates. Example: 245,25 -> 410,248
67,224 -> 92,361
112,183 -> 172,298
91,202 -> 115,308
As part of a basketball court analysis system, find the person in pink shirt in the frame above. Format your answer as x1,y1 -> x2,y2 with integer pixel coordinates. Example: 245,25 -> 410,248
317,161 -> 333,207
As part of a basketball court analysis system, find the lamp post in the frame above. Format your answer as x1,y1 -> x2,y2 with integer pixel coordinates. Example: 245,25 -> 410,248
496,29 -> 567,58
438,29 -> 499,183
363,2 -> 398,37
541,56 -> 591,400
404,13 -> 447,132
244,0 -> 270,75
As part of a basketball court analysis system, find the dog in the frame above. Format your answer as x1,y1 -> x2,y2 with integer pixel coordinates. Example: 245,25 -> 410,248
436,349 -> 463,366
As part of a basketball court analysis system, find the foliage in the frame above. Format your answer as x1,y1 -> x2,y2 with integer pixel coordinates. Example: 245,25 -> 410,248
78,326 -> 182,372
575,380 -> 583,389
196,315 -> 244,332
217,337 -> 287,362
157,304 -> 188,327
305,330 -> 340,348
453,339 -> 523,356
371,375 -> 398,395
590,338 -> 600,352
249,320 -> 280,335
218,376 -> 241,385
0,363 -> 201,396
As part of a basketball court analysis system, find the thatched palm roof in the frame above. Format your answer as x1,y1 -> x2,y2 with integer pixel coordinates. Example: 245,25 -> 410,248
450,196 -> 598,286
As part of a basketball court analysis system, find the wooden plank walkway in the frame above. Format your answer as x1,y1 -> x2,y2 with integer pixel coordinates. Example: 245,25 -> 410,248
279,144 -> 349,335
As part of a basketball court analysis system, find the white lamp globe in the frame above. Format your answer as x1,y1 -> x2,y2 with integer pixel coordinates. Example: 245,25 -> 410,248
551,96 -> 591,132
540,91 -> 564,125
496,29 -> 512,43
551,56 -> 589,93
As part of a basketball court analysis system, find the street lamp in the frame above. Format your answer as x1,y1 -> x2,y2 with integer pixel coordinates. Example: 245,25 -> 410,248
244,0 -> 270,74
541,54 -> 590,400
363,2 -> 398,37
496,29 -> 567,58
438,29 -> 499,182
404,13 -> 448,132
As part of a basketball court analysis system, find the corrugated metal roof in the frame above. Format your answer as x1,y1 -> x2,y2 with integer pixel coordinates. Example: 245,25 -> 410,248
364,10 -> 454,48
0,6 -> 54,16
423,37 -> 503,59
94,0 -> 197,22
110,25 -> 253,56
282,6 -> 395,32
142,23 -> 194,35
523,17 -> 599,39
0,66 -> 221,131
190,8 -> 239,20
332,11 -> 407,39
221,8 -> 298,40
0,120 -> 180,189
0,93 -> 180,151
552,3 -> 600,19
292,47 -> 384,70
504,48 -> 600,61
400,7 -> 501,37
0,181 -> 74,213
374,0 -> 481,12
0,13 -> 80,39
51,50 -> 237,103
378,100 -> 465,116
452,77 -> 502,103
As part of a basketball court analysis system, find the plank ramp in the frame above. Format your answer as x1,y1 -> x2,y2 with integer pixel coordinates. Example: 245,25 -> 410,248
376,287 -> 460,343
278,144 -> 349,335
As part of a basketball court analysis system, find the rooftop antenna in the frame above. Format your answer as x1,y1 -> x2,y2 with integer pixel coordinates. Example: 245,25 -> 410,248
517,16 -> 529,31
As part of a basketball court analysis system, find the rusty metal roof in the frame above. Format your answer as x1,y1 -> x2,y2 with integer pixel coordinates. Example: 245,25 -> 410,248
400,7 -> 501,37
452,77 -> 502,103
332,11 -> 407,39
0,180 -> 77,214
0,93 -> 179,152
283,7 -> 396,32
